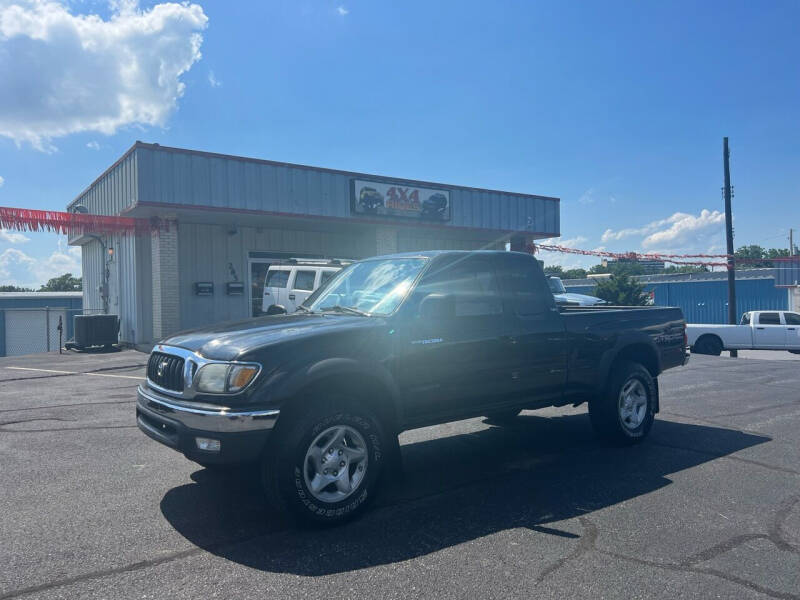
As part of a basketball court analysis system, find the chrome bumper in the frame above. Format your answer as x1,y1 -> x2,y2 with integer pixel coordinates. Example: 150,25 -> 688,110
136,385 -> 280,434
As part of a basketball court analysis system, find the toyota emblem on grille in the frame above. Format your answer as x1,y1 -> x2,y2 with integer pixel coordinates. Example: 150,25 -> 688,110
157,360 -> 168,377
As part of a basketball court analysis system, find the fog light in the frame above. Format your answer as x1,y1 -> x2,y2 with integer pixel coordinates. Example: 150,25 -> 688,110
195,437 -> 221,452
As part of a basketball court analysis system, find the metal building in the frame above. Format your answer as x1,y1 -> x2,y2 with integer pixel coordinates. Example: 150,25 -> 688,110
67,142 -> 560,345
564,269 -> 789,324
0,292 -> 83,356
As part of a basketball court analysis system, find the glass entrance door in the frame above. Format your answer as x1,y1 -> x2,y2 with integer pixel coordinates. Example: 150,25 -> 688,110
249,259 -> 273,317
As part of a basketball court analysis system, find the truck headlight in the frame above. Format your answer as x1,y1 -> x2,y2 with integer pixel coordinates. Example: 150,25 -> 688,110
195,363 -> 260,394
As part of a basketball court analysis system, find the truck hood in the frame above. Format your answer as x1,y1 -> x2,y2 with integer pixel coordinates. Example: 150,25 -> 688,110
159,313 -> 382,361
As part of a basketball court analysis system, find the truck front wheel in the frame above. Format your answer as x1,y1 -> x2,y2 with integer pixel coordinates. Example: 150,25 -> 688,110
262,396 -> 387,526
589,361 -> 656,445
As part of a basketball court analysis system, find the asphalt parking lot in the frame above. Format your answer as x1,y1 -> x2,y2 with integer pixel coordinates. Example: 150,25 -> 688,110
1,350 -> 799,600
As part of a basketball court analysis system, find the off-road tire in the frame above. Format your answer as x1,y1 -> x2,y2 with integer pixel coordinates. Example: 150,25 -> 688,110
589,361 -> 656,445
693,335 -> 723,356
262,396 -> 386,526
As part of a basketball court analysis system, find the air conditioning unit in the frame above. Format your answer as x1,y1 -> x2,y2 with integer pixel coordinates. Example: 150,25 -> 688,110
72,315 -> 119,349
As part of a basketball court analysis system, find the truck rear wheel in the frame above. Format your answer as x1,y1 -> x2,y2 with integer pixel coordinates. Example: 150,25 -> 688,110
262,396 -> 386,526
589,361 -> 656,445
693,335 -> 723,356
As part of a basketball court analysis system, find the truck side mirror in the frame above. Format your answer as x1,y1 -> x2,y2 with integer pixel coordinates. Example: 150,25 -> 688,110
418,293 -> 455,321
266,304 -> 287,315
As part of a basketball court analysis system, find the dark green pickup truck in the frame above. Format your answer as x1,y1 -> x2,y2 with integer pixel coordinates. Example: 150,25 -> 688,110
137,250 -> 689,525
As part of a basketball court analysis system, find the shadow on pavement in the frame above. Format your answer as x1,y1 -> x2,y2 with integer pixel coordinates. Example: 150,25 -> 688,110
160,413 -> 768,575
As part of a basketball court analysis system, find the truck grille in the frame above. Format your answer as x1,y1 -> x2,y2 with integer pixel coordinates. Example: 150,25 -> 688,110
147,351 -> 185,392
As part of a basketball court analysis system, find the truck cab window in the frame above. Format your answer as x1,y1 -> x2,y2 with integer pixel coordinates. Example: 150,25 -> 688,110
741,313 -> 750,325
415,256 -> 502,317
784,313 -> 800,325
759,312 -> 781,325
497,254 -> 553,316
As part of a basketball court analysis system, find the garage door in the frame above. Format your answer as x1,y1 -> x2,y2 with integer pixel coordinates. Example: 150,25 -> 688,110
4,309 -> 67,356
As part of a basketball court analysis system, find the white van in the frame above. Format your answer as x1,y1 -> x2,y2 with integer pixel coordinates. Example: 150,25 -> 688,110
262,260 -> 346,314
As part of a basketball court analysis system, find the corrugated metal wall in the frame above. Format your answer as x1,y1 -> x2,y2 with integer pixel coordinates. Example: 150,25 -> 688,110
177,223 -> 375,330
68,151 -> 138,216
564,278 -> 788,324
136,145 -> 559,235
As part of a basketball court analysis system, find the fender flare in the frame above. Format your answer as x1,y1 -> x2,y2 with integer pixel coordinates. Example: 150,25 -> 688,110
595,332 -> 662,394
268,357 -> 403,430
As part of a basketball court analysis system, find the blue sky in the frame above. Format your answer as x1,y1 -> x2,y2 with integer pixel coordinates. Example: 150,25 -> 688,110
1,0 -> 798,285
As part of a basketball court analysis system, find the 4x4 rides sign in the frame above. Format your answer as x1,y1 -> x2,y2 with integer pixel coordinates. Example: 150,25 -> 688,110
351,179 -> 451,221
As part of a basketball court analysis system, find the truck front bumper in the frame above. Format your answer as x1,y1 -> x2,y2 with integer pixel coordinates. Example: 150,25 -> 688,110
136,385 -> 280,465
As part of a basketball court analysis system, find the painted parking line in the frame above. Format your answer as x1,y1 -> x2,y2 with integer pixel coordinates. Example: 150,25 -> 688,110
4,367 -> 143,380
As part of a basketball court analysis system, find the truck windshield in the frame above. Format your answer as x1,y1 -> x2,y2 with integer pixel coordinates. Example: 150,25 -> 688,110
303,257 -> 427,316
547,276 -> 567,294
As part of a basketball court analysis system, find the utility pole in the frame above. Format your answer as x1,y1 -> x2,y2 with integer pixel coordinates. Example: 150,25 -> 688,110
723,137 -> 737,357
790,228 -> 795,256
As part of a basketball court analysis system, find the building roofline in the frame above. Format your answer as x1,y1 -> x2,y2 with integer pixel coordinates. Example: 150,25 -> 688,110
131,141 -> 560,203
66,142 -> 139,210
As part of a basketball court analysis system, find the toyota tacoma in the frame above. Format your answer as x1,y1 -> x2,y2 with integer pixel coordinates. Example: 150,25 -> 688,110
137,251 -> 689,525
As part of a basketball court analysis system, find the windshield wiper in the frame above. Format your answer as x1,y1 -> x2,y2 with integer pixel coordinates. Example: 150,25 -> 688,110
320,305 -> 370,317
295,305 -> 313,313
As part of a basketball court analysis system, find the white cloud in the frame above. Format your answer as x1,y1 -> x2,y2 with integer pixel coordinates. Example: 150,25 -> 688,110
336,6 -> 349,15
86,140 -> 100,150
641,209 -> 725,249
208,70 -> 221,88
1,229 -> 30,243
0,239 -> 81,287
600,209 -> 726,257
0,175 -> 4,186
0,0 -> 208,151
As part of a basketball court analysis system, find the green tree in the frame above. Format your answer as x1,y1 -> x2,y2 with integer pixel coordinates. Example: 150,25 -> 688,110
543,265 -> 564,276
0,284 -> 34,292
39,273 -> 82,292
589,261 -> 645,277
734,245 -> 791,268
562,268 -> 588,279
593,273 -> 649,306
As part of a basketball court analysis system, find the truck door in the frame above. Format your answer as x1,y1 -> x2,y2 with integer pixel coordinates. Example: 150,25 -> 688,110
290,269 -> 317,311
495,253 -> 568,402
753,312 -> 787,349
785,312 -> 800,349
263,268 -> 290,312
394,254 -> 509,422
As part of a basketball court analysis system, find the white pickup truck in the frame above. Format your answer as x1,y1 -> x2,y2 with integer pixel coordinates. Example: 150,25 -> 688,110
688,310 -> 800,355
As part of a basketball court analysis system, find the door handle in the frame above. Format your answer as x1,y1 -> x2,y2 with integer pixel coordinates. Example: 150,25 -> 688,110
788,328 -> 796,331
289,294 -> 296,300
756,327 -> 765,330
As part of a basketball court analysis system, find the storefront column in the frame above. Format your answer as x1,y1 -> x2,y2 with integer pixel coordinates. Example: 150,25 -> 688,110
151,220 -> 180,340
376,227 -> 398,255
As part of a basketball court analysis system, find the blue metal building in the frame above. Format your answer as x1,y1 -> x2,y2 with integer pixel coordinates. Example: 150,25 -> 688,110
564,269 -> 788,324
0,292 -> 83,357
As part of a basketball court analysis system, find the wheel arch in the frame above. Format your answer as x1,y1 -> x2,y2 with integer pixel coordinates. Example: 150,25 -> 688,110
271,358 -> 402,436
693,333 -> 724,352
